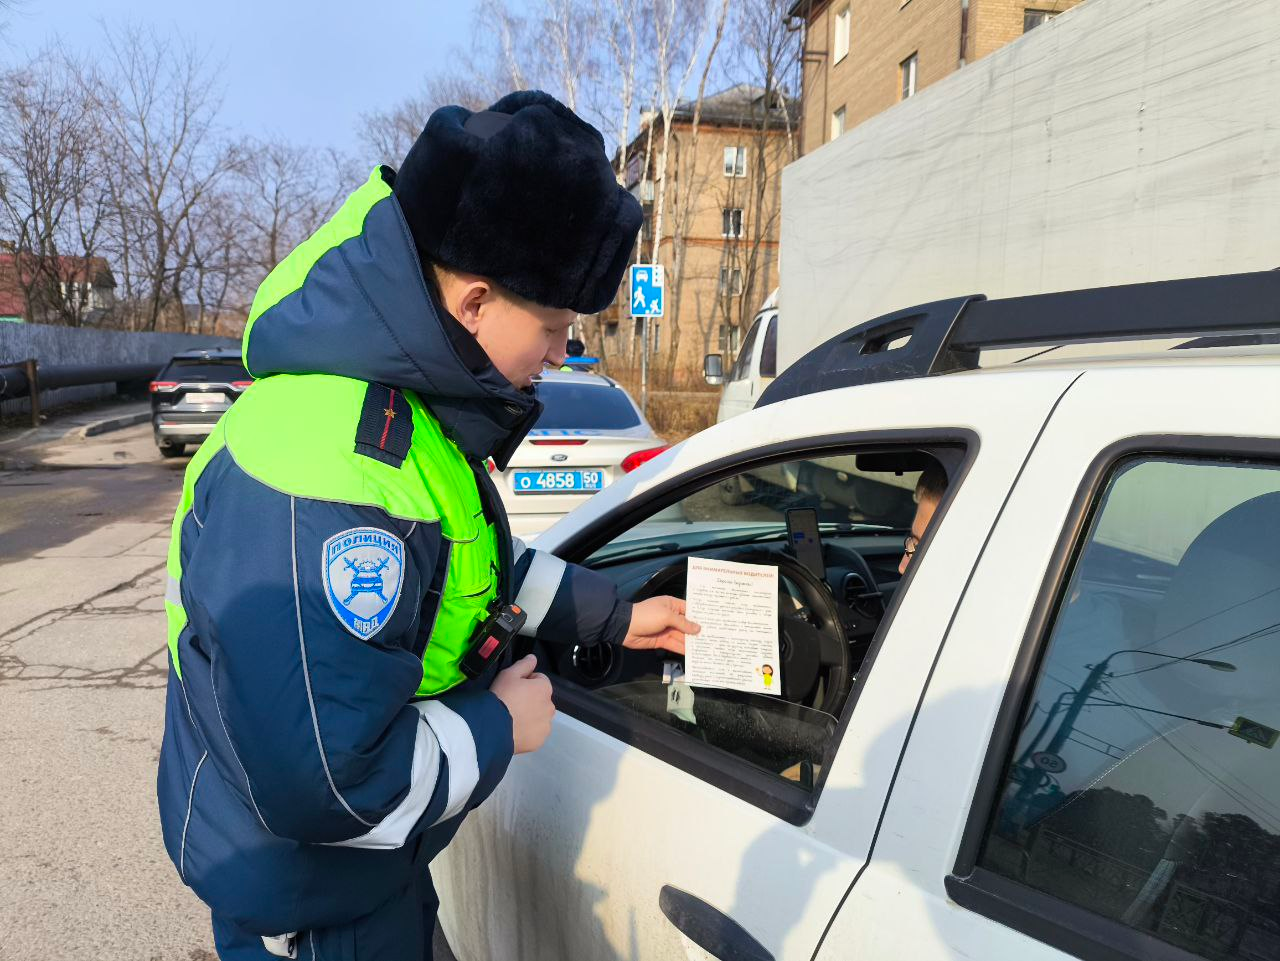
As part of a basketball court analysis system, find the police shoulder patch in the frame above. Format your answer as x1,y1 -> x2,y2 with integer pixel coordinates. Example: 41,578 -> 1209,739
322,527 -> 406,640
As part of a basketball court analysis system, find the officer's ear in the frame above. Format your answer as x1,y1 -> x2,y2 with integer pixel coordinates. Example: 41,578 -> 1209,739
440,270 -> 498,337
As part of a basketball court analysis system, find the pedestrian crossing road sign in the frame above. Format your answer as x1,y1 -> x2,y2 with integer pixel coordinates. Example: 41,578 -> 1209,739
630,264 -> 664,317
1230,716 -> 1279,749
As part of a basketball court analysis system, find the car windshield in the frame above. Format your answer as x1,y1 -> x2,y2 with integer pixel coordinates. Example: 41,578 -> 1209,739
587,452 -> 923,565
589,520 -> 897,564
162,358 -> 248,381
534,381 -> 641,430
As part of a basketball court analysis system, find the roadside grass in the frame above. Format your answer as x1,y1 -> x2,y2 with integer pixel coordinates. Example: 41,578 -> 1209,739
607,372 -> 720,444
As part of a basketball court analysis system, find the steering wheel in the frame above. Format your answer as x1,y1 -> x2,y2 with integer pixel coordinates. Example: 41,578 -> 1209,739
634,548 -> 852,715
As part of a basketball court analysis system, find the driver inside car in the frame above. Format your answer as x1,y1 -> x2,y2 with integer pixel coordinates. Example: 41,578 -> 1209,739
775,460 -> 949,785
899,462 -> 949,575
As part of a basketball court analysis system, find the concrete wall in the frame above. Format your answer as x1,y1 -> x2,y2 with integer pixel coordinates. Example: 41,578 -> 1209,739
780,0 -> 1280,369
0,324 -> 236,418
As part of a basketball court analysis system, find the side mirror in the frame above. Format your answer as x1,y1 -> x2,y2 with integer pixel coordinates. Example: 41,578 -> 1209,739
703,353 -> 724,386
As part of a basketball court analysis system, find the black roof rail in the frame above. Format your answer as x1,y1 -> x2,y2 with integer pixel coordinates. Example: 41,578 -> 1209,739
757,270 -> 1280,408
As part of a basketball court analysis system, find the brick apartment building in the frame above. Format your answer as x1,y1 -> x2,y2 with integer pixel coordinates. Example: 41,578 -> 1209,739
595,85 -> 798,384
787,0 -> 1086,154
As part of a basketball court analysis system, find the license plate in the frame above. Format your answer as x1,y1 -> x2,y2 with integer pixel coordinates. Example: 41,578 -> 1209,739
512,469 -> 604,494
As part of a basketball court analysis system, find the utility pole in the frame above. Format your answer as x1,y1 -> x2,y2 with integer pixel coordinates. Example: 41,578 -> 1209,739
1011,649 -> 1236,823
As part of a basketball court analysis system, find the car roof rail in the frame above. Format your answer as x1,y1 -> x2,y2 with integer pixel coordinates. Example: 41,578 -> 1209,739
757,269 -> 1280,408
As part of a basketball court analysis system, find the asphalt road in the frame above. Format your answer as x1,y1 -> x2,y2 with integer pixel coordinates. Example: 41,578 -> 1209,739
0,424 -> 185,562
0,416 -> 457,961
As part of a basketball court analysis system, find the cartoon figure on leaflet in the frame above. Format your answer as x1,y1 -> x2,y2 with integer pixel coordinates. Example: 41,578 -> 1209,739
757,664 -> 775,690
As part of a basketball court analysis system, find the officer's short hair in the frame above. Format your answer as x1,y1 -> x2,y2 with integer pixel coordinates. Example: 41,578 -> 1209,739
423,257 -> 536,310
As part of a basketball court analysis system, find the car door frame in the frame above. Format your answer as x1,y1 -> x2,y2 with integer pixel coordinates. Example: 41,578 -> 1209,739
548,427 -> 979,824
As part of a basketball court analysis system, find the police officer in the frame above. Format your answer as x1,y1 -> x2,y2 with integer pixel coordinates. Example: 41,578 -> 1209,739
156,91 -> 697,960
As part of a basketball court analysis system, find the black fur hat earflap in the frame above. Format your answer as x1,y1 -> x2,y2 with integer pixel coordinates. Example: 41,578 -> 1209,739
392,90 -> 642,315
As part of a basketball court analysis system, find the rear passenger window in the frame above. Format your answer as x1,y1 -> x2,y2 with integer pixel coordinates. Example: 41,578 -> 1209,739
977,460 -> 1280,961
533,383 -> 641,430
162,359 -> 250,381
979,456 -> 1280,960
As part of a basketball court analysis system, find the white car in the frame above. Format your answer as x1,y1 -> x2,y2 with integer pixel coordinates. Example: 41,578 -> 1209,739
494,369 -> 668,538
705,289 -> 778,423
439,271 -> 1280,961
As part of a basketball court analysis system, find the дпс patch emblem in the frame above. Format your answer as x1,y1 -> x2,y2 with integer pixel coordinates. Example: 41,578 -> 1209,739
322,528 -> 405,640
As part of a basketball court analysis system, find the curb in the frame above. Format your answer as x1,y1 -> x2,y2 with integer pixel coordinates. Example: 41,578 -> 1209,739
80,412 -> 150,438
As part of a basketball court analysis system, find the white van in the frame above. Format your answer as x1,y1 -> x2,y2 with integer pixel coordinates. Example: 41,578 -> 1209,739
704,289 -> 778,423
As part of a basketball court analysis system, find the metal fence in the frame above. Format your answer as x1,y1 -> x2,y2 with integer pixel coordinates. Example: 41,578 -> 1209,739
0,323 -> 236,422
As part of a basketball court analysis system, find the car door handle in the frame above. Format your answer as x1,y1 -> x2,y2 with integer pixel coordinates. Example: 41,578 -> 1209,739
659,885 -> 774,961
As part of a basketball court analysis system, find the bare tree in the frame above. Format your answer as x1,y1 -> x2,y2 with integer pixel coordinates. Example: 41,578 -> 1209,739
660,0 -> 732,385
628,0 -> 731,398
359,77 -> 493,164
183,183 -> 242,335
0,50 -> 111,327
235,140 -> 341,279
599,0 -> 641,184
88,25 -> 242,331
482,0 -> 531,91
707,0 -> 800,354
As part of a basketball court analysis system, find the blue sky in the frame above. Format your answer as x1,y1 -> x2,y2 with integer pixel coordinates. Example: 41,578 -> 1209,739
2,0 -> 483,157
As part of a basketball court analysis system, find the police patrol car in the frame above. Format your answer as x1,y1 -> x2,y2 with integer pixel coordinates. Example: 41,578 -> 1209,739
435,270 -> 1280,961
492,369 -> 668,537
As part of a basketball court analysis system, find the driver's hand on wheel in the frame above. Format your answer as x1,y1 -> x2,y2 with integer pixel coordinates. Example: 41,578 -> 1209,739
623,596 -> 700,655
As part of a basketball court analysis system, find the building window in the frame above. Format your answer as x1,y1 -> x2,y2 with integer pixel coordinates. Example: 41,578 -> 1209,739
723,145 -> 746,178
722,208 -> 744,239
833,5 -> 851,64
718,267 -> 744,296
831,106 -> 847,140
900,53 -> 918,100
1023,8 -> 1058,32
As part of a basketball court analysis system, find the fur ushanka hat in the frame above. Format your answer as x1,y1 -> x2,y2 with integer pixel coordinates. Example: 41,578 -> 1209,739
392,90 -> 642,315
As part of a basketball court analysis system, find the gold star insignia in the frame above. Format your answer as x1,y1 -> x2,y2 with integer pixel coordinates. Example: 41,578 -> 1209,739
383,408 -> 396,419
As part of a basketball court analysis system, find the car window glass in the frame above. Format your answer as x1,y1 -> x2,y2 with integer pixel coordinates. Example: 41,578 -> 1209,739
534,382 -> 641,430
978,457 -> 1280,960
760,314 -> 778,379
729,318 -> 761,383
561,448 -> 950,794
161,359 -> 249,381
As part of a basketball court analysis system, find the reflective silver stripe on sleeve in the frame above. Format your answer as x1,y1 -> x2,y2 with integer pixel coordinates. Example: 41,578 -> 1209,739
515,549 -> 566,636
511,536 -> 529,564
322,710 -> 443,850
261,933 -> 298,958
166,575 -> 182,606
419,700 -> 480,825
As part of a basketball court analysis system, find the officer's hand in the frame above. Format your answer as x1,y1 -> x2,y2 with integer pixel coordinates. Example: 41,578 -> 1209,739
491,654 -> 555,754
622,596 -> 700,656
